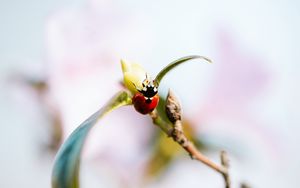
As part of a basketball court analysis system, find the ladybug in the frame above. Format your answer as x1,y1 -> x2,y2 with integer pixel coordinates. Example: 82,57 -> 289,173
132,75 -> 159,114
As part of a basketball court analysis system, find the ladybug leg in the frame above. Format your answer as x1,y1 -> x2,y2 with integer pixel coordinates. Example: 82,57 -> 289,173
132,82 -> 138,90
132,82 -> 142,93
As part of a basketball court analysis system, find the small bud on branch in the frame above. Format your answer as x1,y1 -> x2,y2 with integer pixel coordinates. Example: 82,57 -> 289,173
151,89 -> 231,188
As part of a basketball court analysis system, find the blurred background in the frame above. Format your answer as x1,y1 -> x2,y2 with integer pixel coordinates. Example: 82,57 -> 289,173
1,0 -> 300,187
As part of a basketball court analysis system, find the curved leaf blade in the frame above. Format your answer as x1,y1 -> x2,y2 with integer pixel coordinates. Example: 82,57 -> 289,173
154,55 -> 212,85
52,91 -> 132,188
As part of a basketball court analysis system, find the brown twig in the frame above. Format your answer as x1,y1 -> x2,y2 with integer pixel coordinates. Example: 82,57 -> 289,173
149,89 -> 231,187
220,151 -> 231,188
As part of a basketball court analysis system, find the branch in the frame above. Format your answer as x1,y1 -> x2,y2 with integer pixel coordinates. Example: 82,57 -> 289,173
149,89 -> 231,187
220,151 -> 231,188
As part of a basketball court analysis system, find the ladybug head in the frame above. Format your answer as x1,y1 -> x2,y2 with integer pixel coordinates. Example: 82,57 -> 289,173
134,74 -> 158,103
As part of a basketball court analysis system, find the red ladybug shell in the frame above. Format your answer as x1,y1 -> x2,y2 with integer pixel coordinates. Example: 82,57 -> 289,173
132,93 -> 159,114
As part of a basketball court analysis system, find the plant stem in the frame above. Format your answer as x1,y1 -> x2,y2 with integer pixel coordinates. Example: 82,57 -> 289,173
149,89 -> 231,188
149,110 -> 226,174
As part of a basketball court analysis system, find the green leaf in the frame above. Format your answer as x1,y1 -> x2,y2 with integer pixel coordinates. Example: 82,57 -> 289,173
154,55 -> 212,85
51,91 -> 132,188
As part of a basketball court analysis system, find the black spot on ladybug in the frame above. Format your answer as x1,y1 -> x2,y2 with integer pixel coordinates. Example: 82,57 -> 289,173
145,98 -> 152,104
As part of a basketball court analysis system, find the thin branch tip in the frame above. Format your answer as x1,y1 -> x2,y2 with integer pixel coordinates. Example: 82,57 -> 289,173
220,150 -> 231,188
220,150 -> 230,168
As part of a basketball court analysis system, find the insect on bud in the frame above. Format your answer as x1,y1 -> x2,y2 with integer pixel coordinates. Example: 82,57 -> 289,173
121,59 -> 160,114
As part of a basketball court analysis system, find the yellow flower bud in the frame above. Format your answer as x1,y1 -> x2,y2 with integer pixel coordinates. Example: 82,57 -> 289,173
121,59 -> 147,94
